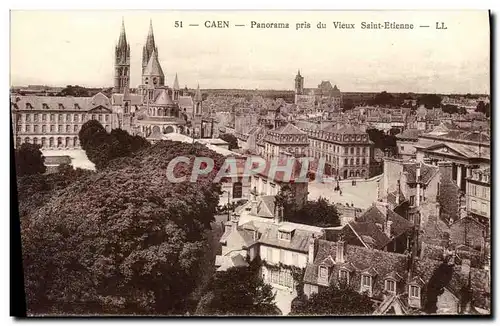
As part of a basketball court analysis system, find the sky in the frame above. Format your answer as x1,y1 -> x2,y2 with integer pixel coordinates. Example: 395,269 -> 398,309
10,10 -> 490,94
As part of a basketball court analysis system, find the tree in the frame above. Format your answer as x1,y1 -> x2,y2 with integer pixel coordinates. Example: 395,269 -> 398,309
291,284 -> 373,315
195,265 -> 279,316
21,140 -> 225,315
15,143 -> 46,177
476,101 -> 490,117
219,133 -> 239,150
288,197 -> 341,227
342,98 -> 355,112
78,120 -> 108,151
423,262 -> 454,313
417,94 -> 442,109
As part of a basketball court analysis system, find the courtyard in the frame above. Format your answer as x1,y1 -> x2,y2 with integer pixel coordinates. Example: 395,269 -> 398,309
307,176 -> 381,210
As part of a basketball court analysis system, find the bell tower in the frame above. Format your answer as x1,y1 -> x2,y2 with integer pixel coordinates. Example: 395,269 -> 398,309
113,18 -> 130,94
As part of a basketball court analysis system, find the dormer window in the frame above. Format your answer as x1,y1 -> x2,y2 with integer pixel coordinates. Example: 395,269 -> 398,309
279,231 -> 291,241
318,266 -> 328,279
339,269 -> 350,285
385,280 -> 396,294
409,285 -> 420,298
361,275 -> 372,288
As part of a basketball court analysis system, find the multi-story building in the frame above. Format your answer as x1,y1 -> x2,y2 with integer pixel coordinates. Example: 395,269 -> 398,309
11,93 -> 114,149
466,167 -> 490,223
303,123 -> 372,179
263,123 -> 309,160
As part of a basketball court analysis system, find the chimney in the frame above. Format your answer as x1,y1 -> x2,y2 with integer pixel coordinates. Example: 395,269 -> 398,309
396,179 -> 401,205
274,206 -> 284,224
416,163 -> 421,207
461,258 -> 471,276
308,235 -> 316,262
231,217 -> 238,232
385,220 -> 393,238
336,239 -> 345,263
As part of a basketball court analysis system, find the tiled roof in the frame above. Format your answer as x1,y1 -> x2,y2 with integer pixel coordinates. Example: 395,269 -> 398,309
396,129 -> 423,140
259,222 -> 322,253
178,96 -> 193,108
357,204 -> 414,239
250,195 -> 276,218
11,94 -> 111,111
112,93 -> 143,106
347,221 -> 391,250
403,163 -> 439,184
273,123 -> 306,135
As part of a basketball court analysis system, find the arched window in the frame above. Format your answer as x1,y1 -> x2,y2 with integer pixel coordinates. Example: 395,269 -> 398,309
49,137 -> 54,148
350,158 -> 354,166
57,137 -> 63,147
33,137 -> 39,145
65,137 -> 70,147
73,137 -> 79,147
16,137 -> 21,147
25,137 -> 31,144
41,137 -> 47,148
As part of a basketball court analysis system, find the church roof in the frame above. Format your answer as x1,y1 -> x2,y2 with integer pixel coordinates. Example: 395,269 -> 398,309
144,19 -> 156,55
144,49 -> 164,77
178,96 -> 194,108
154,89 -> 174,106
173,73 -> 180,90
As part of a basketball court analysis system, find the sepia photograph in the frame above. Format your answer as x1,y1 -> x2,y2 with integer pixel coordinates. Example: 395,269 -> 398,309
10,10 -> 491,317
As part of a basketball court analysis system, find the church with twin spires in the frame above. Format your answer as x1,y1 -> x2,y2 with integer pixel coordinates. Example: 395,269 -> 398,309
112,19 -> 206,138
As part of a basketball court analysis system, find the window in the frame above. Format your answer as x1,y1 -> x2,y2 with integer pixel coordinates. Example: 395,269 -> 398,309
356,147 -> 360,155
58,125 -> 63,133
279,231 -> 291,241
362,147 -> 366,155
481,202 -> 488,215
350,147 -> 354,154
33,125 -> 39,133
385,280 -> 396,293
34,113 -> 39,122
471,185 -> 476,196
98,114 -> 102,121
74,125 -> 78,132
339,270 -> 349,284
50,114 -> 55,122
25,125 -> 30,132
50,125 -> 55,132
356,158 -> 360,166
26,114 -> 31,122
105,114 -> 109,122
344,147 -> 348,154
42,125 -> 47,133
410,285 -> 420,298
350,158 -> 354,166
66,125 -> 70,133
344,158 -> 348,165
58,114 -> 63,122
410,196 -> 415,206
362,158 -> 366,165
319,266 -> 328,279
362,275 -> 372,287
92,114 -> 97,120
401,146 -> 405,151
74,114 -> 79,122
66,114 -> 71,121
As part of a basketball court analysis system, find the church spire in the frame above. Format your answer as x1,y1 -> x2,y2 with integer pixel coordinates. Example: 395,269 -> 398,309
117,17 -> 127,49
194,84 -> 203,102
142,19 -> 158,75
173,73 -> 180,90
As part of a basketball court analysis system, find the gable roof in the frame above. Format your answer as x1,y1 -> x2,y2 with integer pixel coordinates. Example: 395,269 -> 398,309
250,195 -> 276,218
258,222 -> 322,253
347,221 -> 391,250
403,163 -> 439,184
358,204 -> 414,239
273,123 -> 306,135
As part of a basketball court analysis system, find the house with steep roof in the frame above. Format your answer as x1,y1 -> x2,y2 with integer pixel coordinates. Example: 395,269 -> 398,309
302,238 -> 490,315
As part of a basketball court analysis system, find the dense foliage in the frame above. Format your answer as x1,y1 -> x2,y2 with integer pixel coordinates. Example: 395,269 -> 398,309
218,133 -> 239,150
291,284 -> 373,315
476,101 -> 490,117
367,128 -> 397,155
287,197 -> 341,228
15,143 -> 46,177
417,94 -> 442,109
195,264 -> 279,316
21,140 -> 226,315
78,120 -> 150,170
423,262 -> 454,313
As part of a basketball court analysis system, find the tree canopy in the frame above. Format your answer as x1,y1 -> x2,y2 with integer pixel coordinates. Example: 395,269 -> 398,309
291,284 -> 373,315
195,264 -> 279,316
78,120 -> 150,170
21,140 -> 226,315
287,197 -> 341,228
15,143 -> 46,177
476,101 -> 490,117
219,133 -> 239,150
417,94 -> 442,109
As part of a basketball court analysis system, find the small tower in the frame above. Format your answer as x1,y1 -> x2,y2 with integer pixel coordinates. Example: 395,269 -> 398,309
113,18 -> 130,94
194,84 -> 203,117
173,73 -> 180,102
142,49 -> 165,89
295,69 -> 304,95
